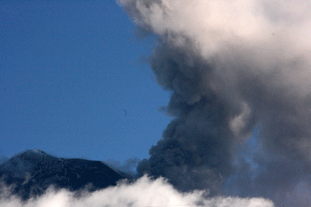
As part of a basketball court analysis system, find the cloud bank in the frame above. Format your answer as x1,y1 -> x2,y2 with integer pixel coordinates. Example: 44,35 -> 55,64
0,176 -> 273,207
118,0 -> 311,206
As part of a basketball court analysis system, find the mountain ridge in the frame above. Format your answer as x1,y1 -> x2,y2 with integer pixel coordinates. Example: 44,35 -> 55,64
0,149 -> 129,200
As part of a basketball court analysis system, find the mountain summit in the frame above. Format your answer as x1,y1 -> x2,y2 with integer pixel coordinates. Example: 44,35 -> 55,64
0,150 -> 128,200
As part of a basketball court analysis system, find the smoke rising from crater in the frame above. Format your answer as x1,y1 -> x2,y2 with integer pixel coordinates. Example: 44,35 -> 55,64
118,0 -> 311,206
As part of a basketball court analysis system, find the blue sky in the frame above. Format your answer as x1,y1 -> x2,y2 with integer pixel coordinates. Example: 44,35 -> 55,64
0,1 -> 170,163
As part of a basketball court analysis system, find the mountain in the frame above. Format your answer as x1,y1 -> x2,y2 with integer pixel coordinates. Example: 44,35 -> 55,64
0,150 -> 128,200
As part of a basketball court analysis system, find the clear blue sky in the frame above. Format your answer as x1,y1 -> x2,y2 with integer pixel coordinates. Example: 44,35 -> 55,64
0,1 -> 170,163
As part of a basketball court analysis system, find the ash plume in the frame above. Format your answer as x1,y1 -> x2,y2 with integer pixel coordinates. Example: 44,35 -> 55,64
118,0 -> 311,206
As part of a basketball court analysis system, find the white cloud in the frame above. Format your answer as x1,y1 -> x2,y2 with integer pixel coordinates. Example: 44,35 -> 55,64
0,176 -> 274,207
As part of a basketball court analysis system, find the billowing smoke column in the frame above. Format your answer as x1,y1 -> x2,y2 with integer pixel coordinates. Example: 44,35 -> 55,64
118,0 -> 311,206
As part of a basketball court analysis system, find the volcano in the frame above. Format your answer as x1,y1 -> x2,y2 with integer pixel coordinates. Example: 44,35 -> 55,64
0,150 -> 128,200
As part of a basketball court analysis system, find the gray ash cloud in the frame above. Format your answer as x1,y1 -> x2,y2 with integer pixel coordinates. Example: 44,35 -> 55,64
118,1 -> 311,206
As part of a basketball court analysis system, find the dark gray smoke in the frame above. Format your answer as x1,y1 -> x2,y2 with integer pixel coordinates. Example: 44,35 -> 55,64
105,158 -> 140,177
118,0 -> 311,206
136,42 -> 237,195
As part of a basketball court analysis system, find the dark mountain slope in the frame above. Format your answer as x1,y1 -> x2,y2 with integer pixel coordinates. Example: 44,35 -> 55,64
0,150 -> 128,200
